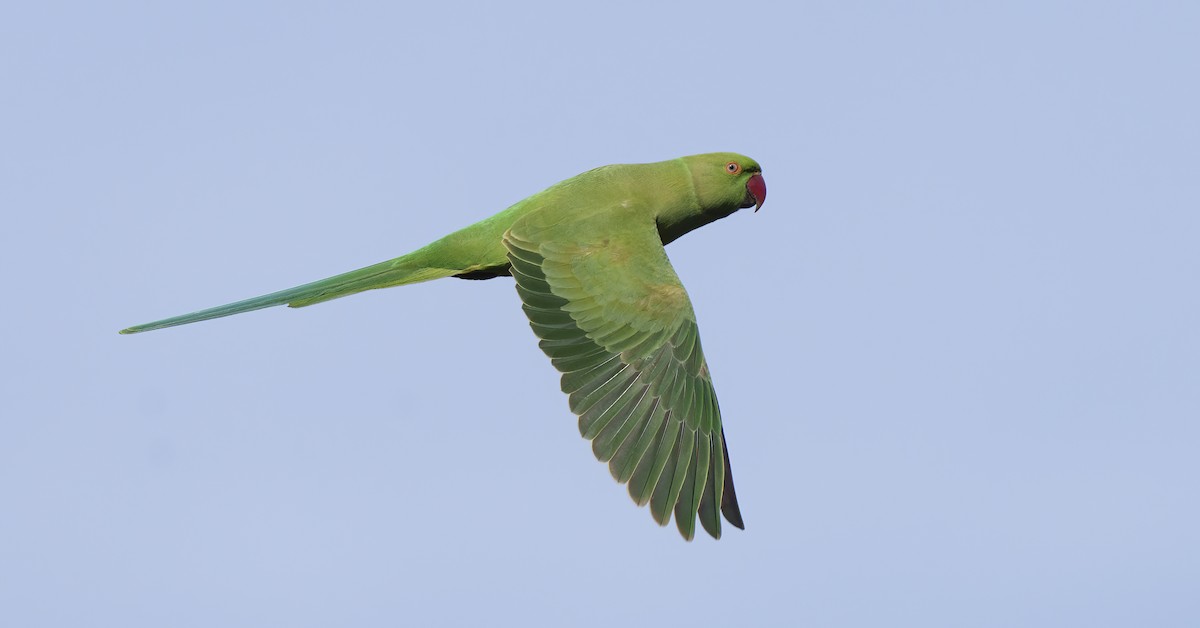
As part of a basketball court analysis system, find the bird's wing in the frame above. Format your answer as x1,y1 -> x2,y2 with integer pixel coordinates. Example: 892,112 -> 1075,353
503,205 -> 743,540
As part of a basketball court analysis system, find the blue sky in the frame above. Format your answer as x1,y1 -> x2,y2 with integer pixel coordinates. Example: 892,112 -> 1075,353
2,2 -> 1198,626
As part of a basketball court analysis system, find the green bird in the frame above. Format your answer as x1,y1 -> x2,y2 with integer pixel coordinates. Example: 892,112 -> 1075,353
122,152 -> 767,540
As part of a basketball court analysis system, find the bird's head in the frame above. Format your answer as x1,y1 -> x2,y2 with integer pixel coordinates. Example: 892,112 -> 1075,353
682,152 -> 766,214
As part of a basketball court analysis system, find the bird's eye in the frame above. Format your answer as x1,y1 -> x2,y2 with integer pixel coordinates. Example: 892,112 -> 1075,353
726,162 -> 741,174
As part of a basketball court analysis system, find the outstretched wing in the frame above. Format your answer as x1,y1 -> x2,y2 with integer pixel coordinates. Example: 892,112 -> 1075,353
503,205 -> 743,540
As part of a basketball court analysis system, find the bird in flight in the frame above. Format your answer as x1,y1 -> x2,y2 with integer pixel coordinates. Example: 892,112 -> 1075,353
122,152 -> 766,540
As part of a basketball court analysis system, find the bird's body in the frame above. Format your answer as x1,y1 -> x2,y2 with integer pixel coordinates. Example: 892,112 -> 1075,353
122,152 -> 766,540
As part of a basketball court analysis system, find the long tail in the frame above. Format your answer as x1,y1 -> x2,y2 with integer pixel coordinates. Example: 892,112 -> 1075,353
119,254 -> 462,335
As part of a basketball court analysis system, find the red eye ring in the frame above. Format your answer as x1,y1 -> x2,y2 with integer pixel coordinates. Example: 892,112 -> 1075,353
726,162 -> 741,174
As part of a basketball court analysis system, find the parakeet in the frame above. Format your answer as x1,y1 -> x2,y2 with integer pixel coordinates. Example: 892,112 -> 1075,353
122,152 -> 766,540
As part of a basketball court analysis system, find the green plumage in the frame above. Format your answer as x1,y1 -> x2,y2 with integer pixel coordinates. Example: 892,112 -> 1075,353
121,152 -> 765,540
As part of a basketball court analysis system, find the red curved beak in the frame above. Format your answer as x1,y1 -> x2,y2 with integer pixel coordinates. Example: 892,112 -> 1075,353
747,173 -> 766,212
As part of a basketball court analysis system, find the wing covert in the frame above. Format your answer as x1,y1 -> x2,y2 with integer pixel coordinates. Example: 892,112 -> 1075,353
503,207 -> 743,540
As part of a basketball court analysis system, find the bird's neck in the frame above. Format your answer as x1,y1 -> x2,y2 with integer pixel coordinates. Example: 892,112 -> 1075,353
654,159 -> 735,245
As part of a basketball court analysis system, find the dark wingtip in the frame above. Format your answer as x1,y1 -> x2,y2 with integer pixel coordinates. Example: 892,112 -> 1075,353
719,428 -> 745,529
722,493 -> 745,530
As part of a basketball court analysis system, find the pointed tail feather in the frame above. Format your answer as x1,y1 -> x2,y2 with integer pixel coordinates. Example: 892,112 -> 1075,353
119,256 -> 460,335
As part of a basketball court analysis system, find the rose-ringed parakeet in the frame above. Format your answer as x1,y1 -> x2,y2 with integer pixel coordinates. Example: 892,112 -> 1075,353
121,152 -> 767,540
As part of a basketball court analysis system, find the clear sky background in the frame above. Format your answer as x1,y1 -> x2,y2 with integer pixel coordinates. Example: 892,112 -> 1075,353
2,2 -> 1197,626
